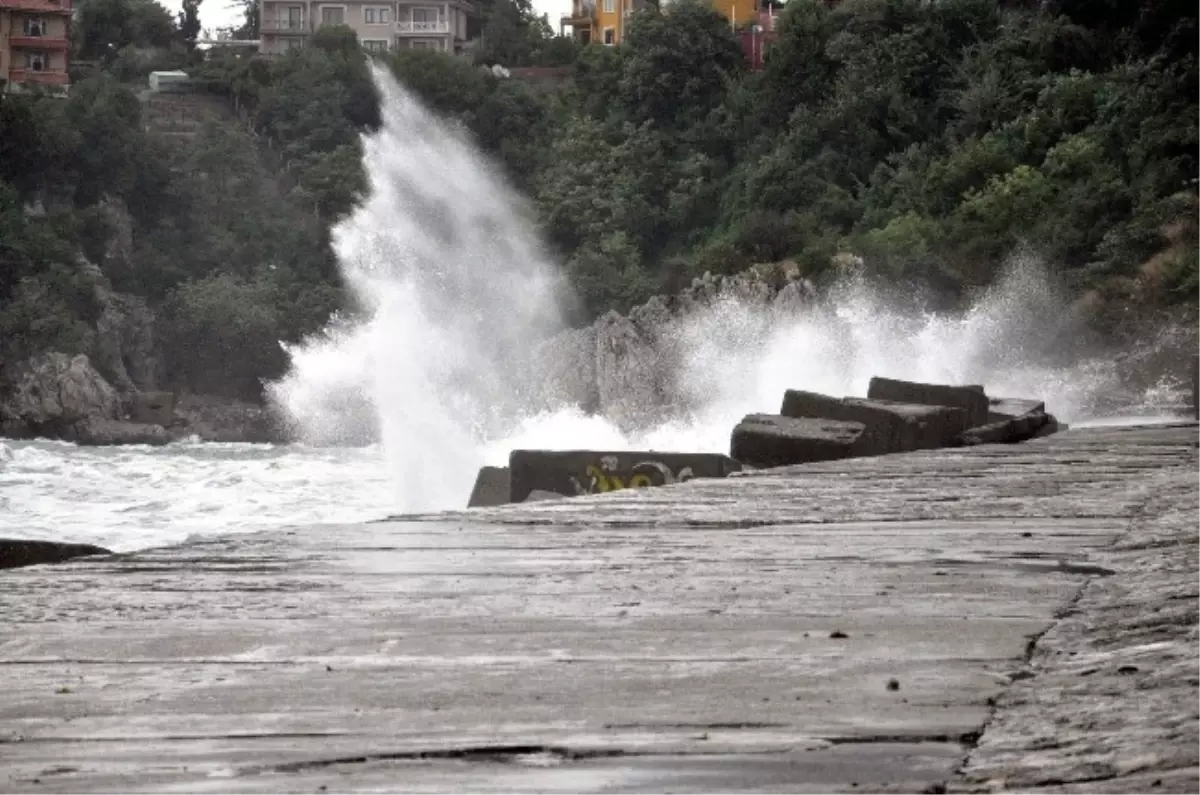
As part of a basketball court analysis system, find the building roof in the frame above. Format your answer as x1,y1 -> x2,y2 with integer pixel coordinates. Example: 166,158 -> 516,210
0,0 -> 73,13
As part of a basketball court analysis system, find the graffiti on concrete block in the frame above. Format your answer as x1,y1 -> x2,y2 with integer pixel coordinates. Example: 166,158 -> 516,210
569,455 -> 696,496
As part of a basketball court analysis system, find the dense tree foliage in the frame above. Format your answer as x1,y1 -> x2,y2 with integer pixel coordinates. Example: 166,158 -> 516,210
1,0 -> 1195,402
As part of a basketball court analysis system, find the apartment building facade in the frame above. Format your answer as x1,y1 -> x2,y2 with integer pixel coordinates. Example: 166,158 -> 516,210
561,0 -> 755,46
260,0 -> 472,56
0,0 -> 71,92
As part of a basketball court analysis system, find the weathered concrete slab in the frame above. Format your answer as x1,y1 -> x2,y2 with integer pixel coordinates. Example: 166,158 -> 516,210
951,468 -> 1200,793
508,449 -> 740,503
868,376 -> 990,428
730,414 -> 866,467
467,465 -> 510,508
0,423 -> 1195,794
781,389 -> 966,452
0,538 -> 113,570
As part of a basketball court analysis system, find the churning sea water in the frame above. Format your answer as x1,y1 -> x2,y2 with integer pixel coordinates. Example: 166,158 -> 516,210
1,67 -> 1190,555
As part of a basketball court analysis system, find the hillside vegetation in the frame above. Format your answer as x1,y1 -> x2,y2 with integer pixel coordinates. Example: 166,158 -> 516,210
1,0 -> 1195,400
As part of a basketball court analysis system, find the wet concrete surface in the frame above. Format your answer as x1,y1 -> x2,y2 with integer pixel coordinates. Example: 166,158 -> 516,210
1,423 -> 1196,793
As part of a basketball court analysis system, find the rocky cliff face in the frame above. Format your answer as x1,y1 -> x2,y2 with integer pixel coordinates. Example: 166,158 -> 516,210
0,353 -> 121,438
530,263 -> 816,433
78,256 -> 161,396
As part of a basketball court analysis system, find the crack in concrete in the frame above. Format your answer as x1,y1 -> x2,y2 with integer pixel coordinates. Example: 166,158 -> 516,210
945,485 -> 1174,793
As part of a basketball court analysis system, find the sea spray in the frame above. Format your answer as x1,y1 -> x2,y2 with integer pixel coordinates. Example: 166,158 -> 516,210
269,66 -> 571,511
271,67 -> 1192,515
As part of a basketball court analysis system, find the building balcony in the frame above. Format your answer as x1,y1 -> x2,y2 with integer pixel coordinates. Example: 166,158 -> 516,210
560,12 -> 592,27
396,19 -> 450,34
9,34 -> 69,49
260,18 -> 310,34
7,68 -> 69,85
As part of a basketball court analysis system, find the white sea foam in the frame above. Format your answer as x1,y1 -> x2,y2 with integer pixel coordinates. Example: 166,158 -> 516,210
1,68 -> 1188,554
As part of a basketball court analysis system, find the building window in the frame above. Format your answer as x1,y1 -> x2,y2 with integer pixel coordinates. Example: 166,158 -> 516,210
410,39 -> 442,50
285,6 -> 304,29
320,6 -> 345,25
364,6 -> 391,23
602,27 -> 614,44
411,7 -> 439,23
362,39 -> 389,52
602,0 -> 613,11
281,37 -> 304,50
24,51 -> 49,71
23,16 -> 46,35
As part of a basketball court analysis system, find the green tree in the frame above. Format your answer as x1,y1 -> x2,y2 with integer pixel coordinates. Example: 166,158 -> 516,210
178,0 -> 202,46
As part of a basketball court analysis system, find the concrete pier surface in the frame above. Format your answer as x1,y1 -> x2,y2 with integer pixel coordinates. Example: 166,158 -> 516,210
2,423 -> 1197,793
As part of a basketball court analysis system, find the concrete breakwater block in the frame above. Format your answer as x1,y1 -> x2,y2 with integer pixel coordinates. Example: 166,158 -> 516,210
0,538 -> 112,571
730,414 -> 866,469
958,413 -> 1052,446
508,450 -> 742,503
467,466 -> 510,508
867,376 -> 990,429
987,397 -> 1045,423
781,389 -> 967,453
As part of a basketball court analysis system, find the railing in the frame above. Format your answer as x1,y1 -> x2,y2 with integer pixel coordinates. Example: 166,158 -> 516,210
9,34 -> 70,49
8,68 -> 69,85
260,18 -> 310,33
396,19 -> 450,33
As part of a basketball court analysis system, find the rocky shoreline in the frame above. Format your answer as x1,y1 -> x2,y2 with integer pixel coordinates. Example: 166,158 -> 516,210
0,352 -> 287,446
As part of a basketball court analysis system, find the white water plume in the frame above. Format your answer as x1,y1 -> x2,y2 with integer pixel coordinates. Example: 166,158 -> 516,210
271,67 -> 1192,516
269,66 -> 571,512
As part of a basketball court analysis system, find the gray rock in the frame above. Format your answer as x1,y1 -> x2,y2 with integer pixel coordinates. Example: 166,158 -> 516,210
0,353 -> 120,438
508,449 -> 741,504
77,257 -> 160,394
73,417 -> 170,446
0,538 -> 113,570
529,326 -> 598,413
780,389 -> 967,453
730,414 -> 867,468
867,376 -> 990,429
131,391 -> 176,428
171,394 -> 286,444
594,312 -> 669,431
468,466 -> 511,508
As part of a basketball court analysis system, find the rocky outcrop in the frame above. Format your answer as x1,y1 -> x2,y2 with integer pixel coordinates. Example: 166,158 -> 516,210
0,353 -> 287,445
0,538 -> 113,570
171,394 -> 287,444
0,353 -> 121,438
78,252 -> 160,394
74,417 -> 171,446
533,263 -> 817,431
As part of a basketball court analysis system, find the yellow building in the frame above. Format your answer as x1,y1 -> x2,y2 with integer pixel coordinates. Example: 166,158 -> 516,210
560,0 -> 758,46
